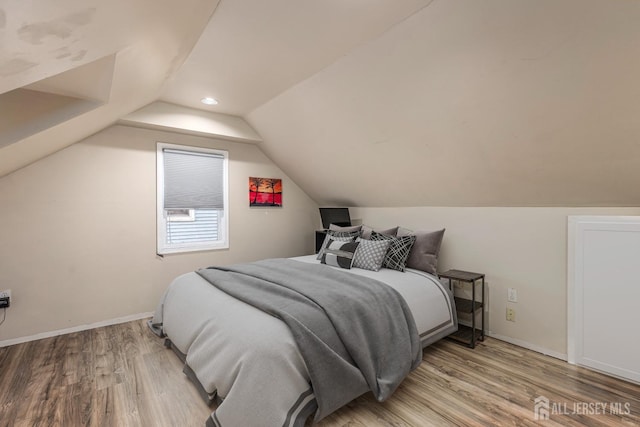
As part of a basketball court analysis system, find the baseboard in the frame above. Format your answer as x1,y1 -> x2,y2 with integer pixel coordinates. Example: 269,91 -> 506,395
0,312 -> 154,348
487,331 -> 568,361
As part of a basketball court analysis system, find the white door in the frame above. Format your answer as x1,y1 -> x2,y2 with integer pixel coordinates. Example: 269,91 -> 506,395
568,216 -> 640,383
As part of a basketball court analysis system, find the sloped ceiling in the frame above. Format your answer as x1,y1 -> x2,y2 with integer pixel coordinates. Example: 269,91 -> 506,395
161,0 -> 434,115
0,0 -> 219,176
246,0 -> 640,207
3,0 -> 640,207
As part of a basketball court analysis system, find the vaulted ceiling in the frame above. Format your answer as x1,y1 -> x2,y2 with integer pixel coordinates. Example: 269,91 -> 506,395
2,0 -> 640,207
0,0 -> 220,175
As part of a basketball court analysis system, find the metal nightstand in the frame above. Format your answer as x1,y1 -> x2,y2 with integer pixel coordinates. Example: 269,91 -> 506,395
439,269 -> 485,348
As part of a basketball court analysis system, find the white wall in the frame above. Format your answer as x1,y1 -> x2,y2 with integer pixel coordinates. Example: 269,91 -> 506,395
351,206 -> 640,358
0,125 -> 318,343
4,131 -> 637,358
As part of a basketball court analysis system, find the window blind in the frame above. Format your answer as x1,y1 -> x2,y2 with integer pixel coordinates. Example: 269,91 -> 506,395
163,149 -> 224,210
166,210 -> 219,244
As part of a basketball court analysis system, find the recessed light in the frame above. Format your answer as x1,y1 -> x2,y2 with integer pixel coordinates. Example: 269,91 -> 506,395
201,97 -> 218,105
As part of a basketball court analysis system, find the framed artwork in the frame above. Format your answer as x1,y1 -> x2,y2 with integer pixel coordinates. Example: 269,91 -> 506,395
249,177 -> 282,207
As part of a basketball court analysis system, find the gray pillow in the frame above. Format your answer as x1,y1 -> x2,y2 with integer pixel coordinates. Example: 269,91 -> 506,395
328,224 -> 363,233
397,228 -> 445,275
360,225 -> 399,240
321,239 -> 360,269
352,237 -> 391,271
316,230 -> 360,260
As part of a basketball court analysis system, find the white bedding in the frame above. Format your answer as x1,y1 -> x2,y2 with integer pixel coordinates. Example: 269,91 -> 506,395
152,256 -> 457,427
292,255 -> 456,343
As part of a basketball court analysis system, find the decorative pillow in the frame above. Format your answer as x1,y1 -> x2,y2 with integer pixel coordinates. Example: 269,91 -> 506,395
371,231 -> 416,272
397,228 -> 445,275
352,237 -> 391,271
321,239 -> 360,269
316,230 -> 360,260
328,224 -> 363,233
360,226 -> 399,240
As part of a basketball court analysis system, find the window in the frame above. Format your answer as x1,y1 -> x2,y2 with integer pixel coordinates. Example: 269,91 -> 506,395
157,143 -> 229,254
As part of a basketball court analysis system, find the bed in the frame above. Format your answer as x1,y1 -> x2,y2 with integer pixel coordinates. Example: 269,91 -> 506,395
149,254 -> 457,427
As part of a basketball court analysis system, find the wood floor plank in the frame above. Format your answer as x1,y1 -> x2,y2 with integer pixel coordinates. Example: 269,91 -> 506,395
1,320 -> 639,427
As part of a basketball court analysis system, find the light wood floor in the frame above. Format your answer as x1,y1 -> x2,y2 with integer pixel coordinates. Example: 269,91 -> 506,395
1,320 -> 638,427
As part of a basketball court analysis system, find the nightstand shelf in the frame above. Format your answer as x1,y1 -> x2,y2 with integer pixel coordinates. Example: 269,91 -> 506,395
439,269 -> 485,348
453,296 -> 483,313
450,325 -> 484,344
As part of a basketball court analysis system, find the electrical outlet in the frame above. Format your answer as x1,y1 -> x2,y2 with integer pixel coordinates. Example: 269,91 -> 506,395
0,289 -> 10,309
506,307 -> 515,322
508,287 -> 518,303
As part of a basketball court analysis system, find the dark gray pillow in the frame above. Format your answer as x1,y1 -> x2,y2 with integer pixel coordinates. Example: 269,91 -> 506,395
360,225 -> 399,240
321,239 -> 360,269
397,228 -> 445,275
371,231 -> 416,272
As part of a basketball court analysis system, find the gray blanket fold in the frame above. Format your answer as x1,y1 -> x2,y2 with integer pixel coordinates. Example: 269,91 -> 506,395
196,258 -> 422,422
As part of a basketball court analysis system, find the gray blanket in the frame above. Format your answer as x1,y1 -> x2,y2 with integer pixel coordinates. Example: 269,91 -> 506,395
197,258 -> 422,421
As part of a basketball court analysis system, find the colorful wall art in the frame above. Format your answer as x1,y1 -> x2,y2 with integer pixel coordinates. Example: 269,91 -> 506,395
249,177 -> 282,207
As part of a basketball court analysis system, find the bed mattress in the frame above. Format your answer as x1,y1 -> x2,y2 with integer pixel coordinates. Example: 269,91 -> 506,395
151,255 -> 457,427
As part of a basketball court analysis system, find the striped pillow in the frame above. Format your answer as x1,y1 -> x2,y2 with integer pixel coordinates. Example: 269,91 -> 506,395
321,239 -> 360,269
316,230 -> 360,260
371,231 -> 416,272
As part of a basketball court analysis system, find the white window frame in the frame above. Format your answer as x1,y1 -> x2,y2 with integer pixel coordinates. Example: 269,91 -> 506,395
157,143 -> 229,254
